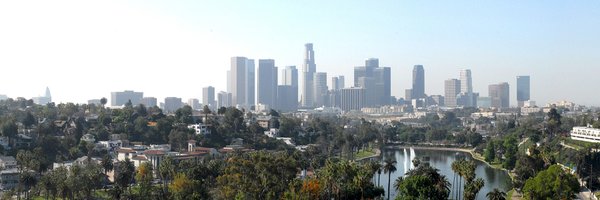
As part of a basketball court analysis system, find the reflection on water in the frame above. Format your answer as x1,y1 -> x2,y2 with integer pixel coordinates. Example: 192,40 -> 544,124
377,148 -> 512,200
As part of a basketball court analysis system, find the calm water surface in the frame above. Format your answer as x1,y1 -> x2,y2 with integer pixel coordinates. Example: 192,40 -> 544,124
375,148 -> 512,200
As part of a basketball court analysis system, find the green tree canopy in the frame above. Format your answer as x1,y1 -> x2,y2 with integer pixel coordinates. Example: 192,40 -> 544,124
523,165 -> 579,200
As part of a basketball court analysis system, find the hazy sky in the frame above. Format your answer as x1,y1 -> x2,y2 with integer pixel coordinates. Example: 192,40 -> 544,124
1,1 -> 599,106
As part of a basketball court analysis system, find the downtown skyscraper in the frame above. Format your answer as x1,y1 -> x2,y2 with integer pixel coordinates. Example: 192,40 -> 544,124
460,69 -> 475,107
229,57 -> 255,109
444,79 -> 461,107
353,58 -> 391,107
313,72 -> 328,107
489,82 -> 510,108
202,86 -> 215,109
412,65 -> 425,99
278,66 -> 298,112
331,76 -> 345,91
111,90 -> 143,106
257,59 -> 278,109
281,66 -> 298,87
301,43 -> 316,108
517,76 -> 530,107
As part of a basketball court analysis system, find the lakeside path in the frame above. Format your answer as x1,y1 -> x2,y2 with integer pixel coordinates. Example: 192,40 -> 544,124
355,148 -> 381,162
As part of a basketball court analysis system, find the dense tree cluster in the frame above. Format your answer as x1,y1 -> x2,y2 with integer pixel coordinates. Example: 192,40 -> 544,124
0,97 -> 599,199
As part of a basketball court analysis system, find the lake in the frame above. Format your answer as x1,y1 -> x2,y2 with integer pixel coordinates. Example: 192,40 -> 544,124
375,147 -> 513,200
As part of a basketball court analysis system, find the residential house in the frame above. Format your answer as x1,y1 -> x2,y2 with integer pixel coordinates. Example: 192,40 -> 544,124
0,156 -> 18,191
187,123 -> 212,135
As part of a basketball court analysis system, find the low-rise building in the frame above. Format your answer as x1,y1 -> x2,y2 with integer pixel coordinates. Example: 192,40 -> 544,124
256,115 -> 273,129
0,156 -> 17,169
116,148 -> 137,161
264,128 -> 279,138
520,107 -> 542,116
571,125 -> 600,143
0,168 -> 19,191
188,123 -> 211,135
0,156 -> 19,191
98,140 -> 123,151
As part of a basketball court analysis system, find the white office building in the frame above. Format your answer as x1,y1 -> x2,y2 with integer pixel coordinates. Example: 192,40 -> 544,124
571,126 -> 600,143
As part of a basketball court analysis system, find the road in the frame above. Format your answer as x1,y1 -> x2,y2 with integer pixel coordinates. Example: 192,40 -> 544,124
577,189 -> 598,200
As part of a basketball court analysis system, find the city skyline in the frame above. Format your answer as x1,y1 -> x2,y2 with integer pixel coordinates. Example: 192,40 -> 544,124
0,1 -> 599,106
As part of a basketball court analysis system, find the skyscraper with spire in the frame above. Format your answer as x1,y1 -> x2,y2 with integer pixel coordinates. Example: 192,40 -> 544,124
45,87 -> 51,102
33,87 -> 52,105
301,43 -> 316,107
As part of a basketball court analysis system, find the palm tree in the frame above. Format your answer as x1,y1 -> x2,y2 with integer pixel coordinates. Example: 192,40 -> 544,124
453,159 -> 484,200
393,176 -> 404,192
369,161 -> 383,187
100,97 -> 107,108
20,171 -> 37,200
1,120 -> 18,148
159,156 -> 175,198
383,159 -> 397,200
465,178 -> 485,200
101,155 -> 113,175
451,159 -> 464,200
486,189 -> 506,200
353,168 -> 371,199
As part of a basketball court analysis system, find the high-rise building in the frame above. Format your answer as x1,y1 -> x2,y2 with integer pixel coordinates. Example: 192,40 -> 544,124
430,95 -> 445,106
412,65 -> 425,99
358,76 -> 376,107
111,90 -> 143,106
33,87 -> 52,105
187,98 -> 201,110
477,97 -> 491,108
88,99 -> 101,105
460,69 -> 473,94
405,89 -> 413,102
217,91 -> 233,108
226,70 -> 231,94
377,66 -> 391,105
163,97 -> 183,114
489,82 -> 510,108
517,76 -> 530,107
459,69 -> 474,107
340,87 -> 366,111
281,66 -> 298,87
257,59 -> 278,109
277,85 -> 298,112
331,76 -> 345,91
141,97 -> 157,107
444,79 -> 461,107
279,66 -> 299,110
45,87 -> 52,102
246,59 -> 255,108
313,72 -> 328,107
202,86 -> 215,109
328,90 -> 341,108
353,58 -> 391,106
301,43 -> 316,107
229,57 -> 255,109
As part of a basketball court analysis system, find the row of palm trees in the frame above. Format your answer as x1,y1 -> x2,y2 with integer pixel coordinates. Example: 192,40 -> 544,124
371,158 -> 507,200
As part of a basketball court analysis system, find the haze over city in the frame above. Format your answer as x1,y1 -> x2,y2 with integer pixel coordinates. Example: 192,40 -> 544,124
1,1 -> 599,106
